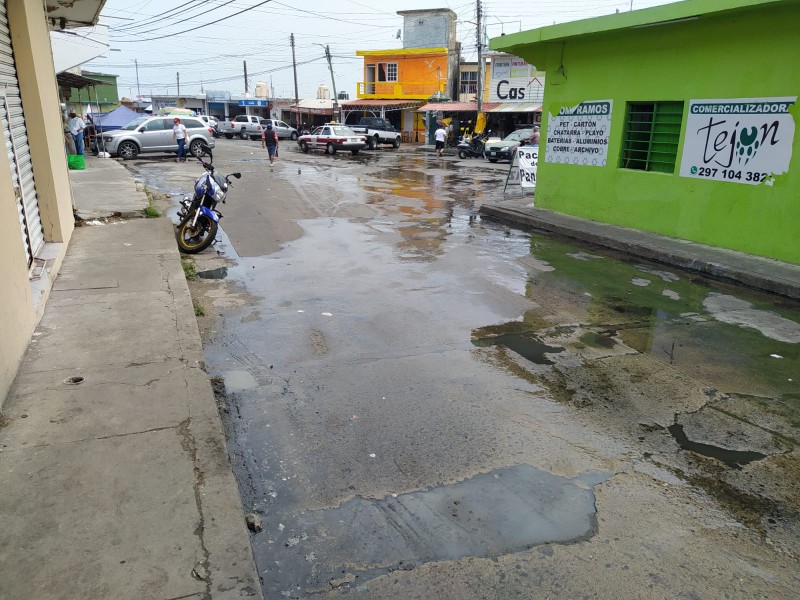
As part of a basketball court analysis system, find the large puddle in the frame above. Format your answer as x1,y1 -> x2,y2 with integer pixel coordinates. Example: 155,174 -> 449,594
261,465 -> 607,594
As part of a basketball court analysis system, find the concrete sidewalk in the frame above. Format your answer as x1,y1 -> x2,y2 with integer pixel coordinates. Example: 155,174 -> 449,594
0,159 -> 262,599
480,200 -> 800,300
69,155 -> 149,220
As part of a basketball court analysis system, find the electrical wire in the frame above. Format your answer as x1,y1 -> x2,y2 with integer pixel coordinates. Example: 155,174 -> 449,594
112,0 -> 276,42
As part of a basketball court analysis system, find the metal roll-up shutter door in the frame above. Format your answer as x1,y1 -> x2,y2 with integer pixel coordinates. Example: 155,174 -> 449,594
0,2 -> 44,265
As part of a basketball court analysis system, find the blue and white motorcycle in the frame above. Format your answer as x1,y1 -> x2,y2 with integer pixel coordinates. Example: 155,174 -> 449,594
176,143 -> 241,254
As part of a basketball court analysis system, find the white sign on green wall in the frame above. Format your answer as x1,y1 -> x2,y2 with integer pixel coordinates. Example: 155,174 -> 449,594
680,97 -> 796,185
545,100 -> 613,166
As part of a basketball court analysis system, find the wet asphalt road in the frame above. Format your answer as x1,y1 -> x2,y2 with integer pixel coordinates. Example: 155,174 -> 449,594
125,139 -> 800,599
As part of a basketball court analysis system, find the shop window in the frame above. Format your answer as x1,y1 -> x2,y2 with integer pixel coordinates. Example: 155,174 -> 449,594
377,62 -> 398,82
620,101 -> 683,173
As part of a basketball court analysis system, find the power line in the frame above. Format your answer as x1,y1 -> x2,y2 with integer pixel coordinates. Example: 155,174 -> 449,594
113,0 -> 276,42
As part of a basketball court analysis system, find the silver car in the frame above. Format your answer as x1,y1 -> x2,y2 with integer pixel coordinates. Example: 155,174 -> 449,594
99,115 -> 216,160
259,118 -> 298,140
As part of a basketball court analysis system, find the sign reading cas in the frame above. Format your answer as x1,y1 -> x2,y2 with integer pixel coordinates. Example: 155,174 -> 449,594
488,56 -> 545,104
545,100 -> 613,166
680,97 -> 796,185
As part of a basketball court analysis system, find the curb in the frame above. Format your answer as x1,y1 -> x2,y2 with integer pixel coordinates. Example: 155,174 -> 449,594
479,204 -> 800,300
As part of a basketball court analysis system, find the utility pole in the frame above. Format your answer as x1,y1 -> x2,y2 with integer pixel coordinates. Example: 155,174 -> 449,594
323,44 -> 339,122
290,33 -> 300,127
134,58 -> 141,112
243,60 -> 248,94
176,72 -> 180,97
476,0 -> 483,114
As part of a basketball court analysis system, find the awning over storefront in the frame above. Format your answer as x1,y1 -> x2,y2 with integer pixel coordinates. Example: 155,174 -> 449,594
488,102 -> 542,113
55,71 -> 106,89
342,99 -> 422,120
289,99 -> 334,115
417,101 -> 500,112
342,99 -> 422,111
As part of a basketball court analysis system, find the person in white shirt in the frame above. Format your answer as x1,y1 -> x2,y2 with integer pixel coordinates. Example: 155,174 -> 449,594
172,117 -> 188,162
434,123 -> 447,157
67,111 -> 86,155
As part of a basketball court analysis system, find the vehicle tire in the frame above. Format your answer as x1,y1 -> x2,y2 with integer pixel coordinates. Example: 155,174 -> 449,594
225,134 -> 233,139
326,142 -> 336,155
351,149 -> 359,155
458,149 -> 469,159
291,131 -> 298,140
118,141 -> 139,160
299,140 -> 309,153
177,214 -> 218,254
392,137 -> 400,149
488,158 -> 498,163
239,129 -> 249,140
366,136 -> 375,150
373,134 -> 380,148
189,139 -> 207,157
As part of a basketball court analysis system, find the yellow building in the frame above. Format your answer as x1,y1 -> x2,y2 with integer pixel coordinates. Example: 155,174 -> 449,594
0,0 -> 105,399
348,9 -> 460,140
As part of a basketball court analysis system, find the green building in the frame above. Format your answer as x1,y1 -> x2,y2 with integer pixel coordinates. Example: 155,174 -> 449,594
68,70 -> 119,113
490,0 -> 799,264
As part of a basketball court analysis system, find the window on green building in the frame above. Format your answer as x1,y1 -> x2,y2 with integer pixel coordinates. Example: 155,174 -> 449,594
620,101 -> 684,173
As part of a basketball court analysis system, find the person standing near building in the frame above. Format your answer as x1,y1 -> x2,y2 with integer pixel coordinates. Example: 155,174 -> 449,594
261,123 -> 279,167
434,122 -> 447,157
531,125 -> 541,145
67,111 -> 85,155
172,117 -> 188,162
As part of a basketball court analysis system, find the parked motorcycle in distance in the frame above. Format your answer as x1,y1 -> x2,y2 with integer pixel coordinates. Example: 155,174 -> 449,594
457,131 -> 489,159
176,143 -> 241,254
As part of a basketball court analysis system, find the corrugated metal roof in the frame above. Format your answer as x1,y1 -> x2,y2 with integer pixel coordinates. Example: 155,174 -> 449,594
489,102 -> 542,113
417,101 -> 501,112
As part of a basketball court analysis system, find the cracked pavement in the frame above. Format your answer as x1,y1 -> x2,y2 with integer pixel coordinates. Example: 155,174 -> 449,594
0,216 -> 261,599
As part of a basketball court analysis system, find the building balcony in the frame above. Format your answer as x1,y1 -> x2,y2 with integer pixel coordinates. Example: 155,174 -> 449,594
357,81 -> 446,100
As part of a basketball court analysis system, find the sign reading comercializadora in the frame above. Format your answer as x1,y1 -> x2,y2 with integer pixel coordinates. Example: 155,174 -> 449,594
545,100 -> 613,166
679,97 -> 796,185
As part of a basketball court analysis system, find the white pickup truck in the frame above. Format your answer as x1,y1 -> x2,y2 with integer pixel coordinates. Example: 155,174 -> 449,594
219,114 -> 263,140
349,117 -> 401,149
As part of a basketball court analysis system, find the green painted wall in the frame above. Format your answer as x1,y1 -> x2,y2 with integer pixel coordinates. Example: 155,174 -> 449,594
493,2 -> 800,264
69,72 -> 119,107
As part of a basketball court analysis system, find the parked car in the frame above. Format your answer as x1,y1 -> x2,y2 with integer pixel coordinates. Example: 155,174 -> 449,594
259,118 -> 298,140
297,125 -> 367,155
99,115 -> 216,160
350,117 -> 401,149
483,128 -> 535,162
196,115 -> 219,135
219,114 -> 263,139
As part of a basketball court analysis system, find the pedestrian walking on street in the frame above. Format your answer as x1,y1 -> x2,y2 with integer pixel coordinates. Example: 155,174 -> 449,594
262,123 -> 279,167
173,117 -> 188,162
434,123 -> 447,157
67,111 -> 86,155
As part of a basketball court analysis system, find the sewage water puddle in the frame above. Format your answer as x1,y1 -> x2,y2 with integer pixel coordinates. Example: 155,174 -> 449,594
266,464 -> 609,594
472,332 -> 565,364
668,423 -> 768,468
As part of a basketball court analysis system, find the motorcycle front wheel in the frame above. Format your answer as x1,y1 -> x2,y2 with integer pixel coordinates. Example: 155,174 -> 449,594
177,214 -> 218,254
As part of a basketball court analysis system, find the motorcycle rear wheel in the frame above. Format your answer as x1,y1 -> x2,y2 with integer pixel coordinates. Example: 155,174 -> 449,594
177,214 -> 218,254
458,149 -> 468,159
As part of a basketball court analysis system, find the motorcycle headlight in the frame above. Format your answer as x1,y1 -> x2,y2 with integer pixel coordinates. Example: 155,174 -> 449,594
213,187 -> 225,202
